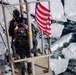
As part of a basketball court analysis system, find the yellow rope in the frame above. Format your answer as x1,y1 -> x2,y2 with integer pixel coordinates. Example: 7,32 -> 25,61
28,31 -> 32,34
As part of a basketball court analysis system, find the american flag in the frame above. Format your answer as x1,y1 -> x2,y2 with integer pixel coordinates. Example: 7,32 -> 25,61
35,2 -> 51,38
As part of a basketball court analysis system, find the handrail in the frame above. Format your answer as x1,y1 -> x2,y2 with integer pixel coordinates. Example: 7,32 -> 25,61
12,54 -> 51,63
3,0 -> 50,7
11,54 -> 51,75
27,0 -> 50,4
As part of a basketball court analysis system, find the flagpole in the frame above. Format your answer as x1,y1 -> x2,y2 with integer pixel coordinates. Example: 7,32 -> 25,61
41,31 -> 44,54
48,0 -> 53,74
48,1 -> 51,52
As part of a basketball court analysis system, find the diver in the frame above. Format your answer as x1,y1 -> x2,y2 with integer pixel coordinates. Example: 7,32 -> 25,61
8,9 -> 38,74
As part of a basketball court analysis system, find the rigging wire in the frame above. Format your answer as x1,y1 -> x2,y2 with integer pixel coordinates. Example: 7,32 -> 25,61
4,0 -> 20,25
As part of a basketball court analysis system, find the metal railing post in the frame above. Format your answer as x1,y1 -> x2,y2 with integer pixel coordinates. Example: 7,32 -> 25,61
41,31 -> 44,54
48,0 -> 52,72
11,62 -> 15,75
24,0 -> 33,56
1,1 -> 14,75
1,0 -> 11,52
31,61 -> 35,75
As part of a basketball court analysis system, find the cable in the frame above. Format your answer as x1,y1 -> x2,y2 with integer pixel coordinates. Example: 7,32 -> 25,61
4,0 -> 19,25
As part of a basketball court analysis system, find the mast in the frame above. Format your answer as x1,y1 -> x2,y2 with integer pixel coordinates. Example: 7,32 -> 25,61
48,0 -> 51,72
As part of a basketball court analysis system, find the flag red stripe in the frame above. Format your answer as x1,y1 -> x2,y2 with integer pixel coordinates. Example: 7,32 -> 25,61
46,27 -> 51,30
